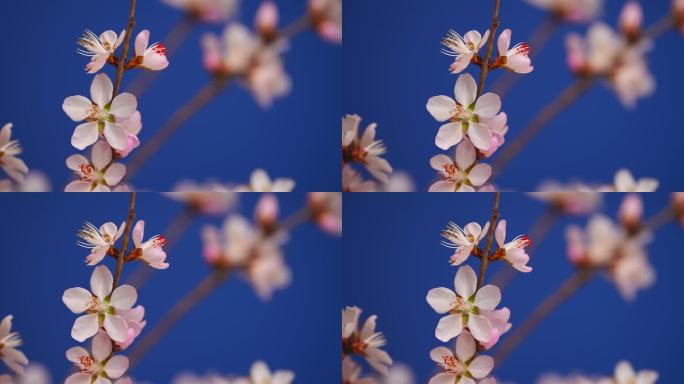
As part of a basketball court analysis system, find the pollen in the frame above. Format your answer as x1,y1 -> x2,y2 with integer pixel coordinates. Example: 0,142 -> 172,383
515,42 -> 531,56
153,43 -> 167,56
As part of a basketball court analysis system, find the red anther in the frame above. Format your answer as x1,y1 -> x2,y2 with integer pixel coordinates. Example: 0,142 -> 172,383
153,43 -> 167,56
153,235 -> 167,248
79,164 -> 94,180
443,164 -> 457,178
516,43 -> 531,56
78,356 -> 93,372
520,235 -> 532,248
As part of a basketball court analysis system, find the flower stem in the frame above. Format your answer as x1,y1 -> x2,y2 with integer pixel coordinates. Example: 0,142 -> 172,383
113,0 -> 137,97
478,192 -> 501,290
476,0 -> 501,98
113,192 -> 137,288
126,15 -> 196,97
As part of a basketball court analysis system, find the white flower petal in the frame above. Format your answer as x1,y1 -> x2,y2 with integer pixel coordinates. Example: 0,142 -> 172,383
436,314 -> 463,342
426,287 -> 457,313
455,265 -> 477,298
455,73 -> 477,107
426,96 -> 456,122
90,74 -> 113,107
63,287 -> 93,314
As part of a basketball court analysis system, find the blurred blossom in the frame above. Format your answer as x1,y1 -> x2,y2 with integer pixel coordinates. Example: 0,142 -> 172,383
673,192 -> 684,226
341,306 -> 393,375
342,115 -> 393,183
607,169 -> 659,192
0,315 -> 28,375
530,181 -> 601,215
232,169 -> 295,192
168,181 -> 237,215
172,361 -> 294,384
342,165 -> 377,192
382,171 -> 415,192
309,0 -> 342,43
524,0 -> 602,23
308,192 -> 342,235
162,0 -> 239,23
538,361 -> 658,384
0,123 -> 29,183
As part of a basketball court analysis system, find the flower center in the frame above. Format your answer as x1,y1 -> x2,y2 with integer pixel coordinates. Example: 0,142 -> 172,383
452,104 -> 473,121
442,355 -> 458,370
79,164 -> 95,181
78,356 -> 95,373
453,296 -> 474,313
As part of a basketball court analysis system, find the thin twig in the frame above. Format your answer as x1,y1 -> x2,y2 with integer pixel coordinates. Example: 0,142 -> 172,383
113,0 -> 137,96
490,206 -> 561,289
491,77 -> 595,178
126,206 -> 198,289
126,15 -> 197,97
491,16 -> 560,98
478,192 -> 501,289
279,14 -> 313,40
113,192 -> 137,288
477,0 -> 501,97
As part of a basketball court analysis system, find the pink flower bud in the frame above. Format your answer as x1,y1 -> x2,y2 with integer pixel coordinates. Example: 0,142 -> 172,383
619,1 -> 643,38
256,1 -> 279,37
256,193 -> 279,229
618,193 -> 643,230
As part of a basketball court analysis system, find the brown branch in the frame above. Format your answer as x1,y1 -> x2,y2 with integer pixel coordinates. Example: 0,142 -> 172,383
123,14 -> 314,182
124,77 -> 231,181
493,205 -> 675,366
126,15 -> 197,97
126,205 -> 198,289
113,192 -> 137,288
476,0 -> 501,97
490,206 -> 561,289
126,203 -> 311,368
478,192 -> 501,289
113,0 -> 137,96
127,269 -> 230,368
491,77 -> 595,178
493,269 -> 594,365
491,16 -> 560,98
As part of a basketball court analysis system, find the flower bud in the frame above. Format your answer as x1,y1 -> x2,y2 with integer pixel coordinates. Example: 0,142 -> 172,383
618,193 -> 643,233
619,1 -> 643,41
255,1 -> 279,41
255,193 -> 279,232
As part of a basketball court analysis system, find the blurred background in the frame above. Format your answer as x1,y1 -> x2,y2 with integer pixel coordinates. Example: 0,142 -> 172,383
0,0 -> 341,191
343,0 -> 684,191
343,192 -> 684,382
0,192 -> 341,382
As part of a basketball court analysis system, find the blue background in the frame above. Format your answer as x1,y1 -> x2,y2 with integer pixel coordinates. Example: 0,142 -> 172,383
343,0 -> 684,191
0,1 -> 341,191
343,193 -> 684,382
0,193 -> 341,382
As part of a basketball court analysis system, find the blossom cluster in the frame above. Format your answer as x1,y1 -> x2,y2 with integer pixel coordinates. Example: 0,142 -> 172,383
426,25 -> 533,192
564,193 -> 657,300
200,0 -> 341,108
538,360 -> 658,384
62,25 -> 169,192
425,213 -> 532,383
172,361 -> 294,384
562,1 -> 676,107
61,217 -> 168,383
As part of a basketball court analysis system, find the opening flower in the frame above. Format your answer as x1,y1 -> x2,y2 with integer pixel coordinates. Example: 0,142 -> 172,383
429,140 -> 492,192
248,361 -> 295,384
238,169 -> 295,192
429,331 -> 494,384
62,74 -> 137,150
77,29 -> 125,74
133,30 -> 169,71
427,73 -> 501,151
426,265 -> 502,343
131,220 -> 169,269
494,220 -> 533,272
441,29 -> 490,74
65,331 -> 129,384
65,140 -> 126,192
62,265 -> 138,342
77,221 -> 125,265
495,29 -> 533,74
0,123 -> 29,182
